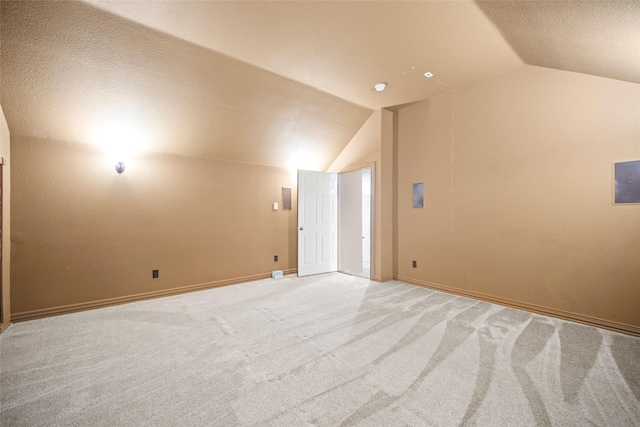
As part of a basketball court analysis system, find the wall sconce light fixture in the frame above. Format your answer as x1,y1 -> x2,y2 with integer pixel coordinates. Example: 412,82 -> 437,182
115,161 -> 125,174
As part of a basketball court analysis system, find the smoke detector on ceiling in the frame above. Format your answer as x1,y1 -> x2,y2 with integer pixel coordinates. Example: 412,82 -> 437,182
424,72 -> 434,78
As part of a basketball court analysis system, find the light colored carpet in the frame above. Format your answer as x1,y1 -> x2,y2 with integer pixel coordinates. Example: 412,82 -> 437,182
1,273 -> 639,426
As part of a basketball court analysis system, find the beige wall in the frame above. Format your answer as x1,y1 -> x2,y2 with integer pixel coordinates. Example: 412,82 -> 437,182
0,105 -> 10,328
9,65 -> 639,331
329,111 -> 382,279
328,110 -> 396,281
11,136 -> 297,317
380,109 -> 394,281
396,65 -> 640,328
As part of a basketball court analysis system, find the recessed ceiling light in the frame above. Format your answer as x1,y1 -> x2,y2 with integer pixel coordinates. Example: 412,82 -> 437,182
424,72 -> 434,78
374,82 -> 387,92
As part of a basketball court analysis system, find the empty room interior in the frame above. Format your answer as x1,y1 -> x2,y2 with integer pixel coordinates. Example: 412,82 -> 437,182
1,1 -> 639,426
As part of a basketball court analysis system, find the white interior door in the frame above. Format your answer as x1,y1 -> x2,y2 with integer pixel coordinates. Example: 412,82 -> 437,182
338,171 -> 363,276
298,170 -> 338,276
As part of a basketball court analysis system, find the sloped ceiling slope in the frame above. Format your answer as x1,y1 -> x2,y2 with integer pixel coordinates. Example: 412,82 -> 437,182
477,0 -> 640,84
4,1 -> 636,171
1,1 -> 371,170
86,0 -> 523,110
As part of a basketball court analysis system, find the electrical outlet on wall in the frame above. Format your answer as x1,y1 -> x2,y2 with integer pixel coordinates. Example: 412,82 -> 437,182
412,261 -> 417,268
152,270 -> 159,278
274,255 -> 278,262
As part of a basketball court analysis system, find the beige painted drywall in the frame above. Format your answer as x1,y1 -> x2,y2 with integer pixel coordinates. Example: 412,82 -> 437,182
329,111 -> 381,174
396,65 -> 640,327
328,109 -> 395,282
329,111 -> 383,280
380,109 -> 394,282
11,136 -> 297,315
0,105 -> 10,327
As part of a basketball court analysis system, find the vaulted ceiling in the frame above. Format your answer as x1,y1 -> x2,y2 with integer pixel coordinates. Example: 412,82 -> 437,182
2,1 -> 638,170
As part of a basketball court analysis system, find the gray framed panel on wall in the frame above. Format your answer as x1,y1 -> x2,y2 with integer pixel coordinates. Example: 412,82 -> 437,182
413,183 -> 424,208
282,187 -> 292,210
614,160 -> 640,204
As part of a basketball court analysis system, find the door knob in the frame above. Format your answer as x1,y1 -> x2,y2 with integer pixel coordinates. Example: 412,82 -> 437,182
299,227 -> 304,231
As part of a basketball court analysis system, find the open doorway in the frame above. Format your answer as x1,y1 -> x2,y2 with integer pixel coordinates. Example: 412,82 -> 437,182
338,167 -> 372,279
297,167 -> 373,279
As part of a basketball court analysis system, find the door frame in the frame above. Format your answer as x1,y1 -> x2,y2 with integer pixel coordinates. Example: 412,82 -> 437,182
0,162 -> 4,328
296,163 -> 376,279
336,162 -> 376,280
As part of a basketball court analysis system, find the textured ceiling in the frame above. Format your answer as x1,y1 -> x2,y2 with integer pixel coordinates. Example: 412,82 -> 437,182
86,0 -> 522,110
477,0 -> 640,84
1,1 -> 372,170
2,1 -> 638,170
